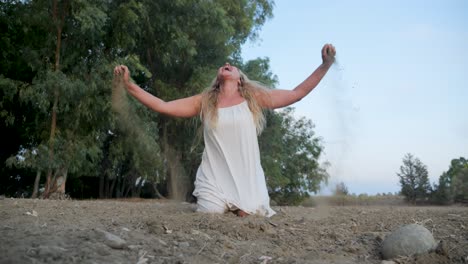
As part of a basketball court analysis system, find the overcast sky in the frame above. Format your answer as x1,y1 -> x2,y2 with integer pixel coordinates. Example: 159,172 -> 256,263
241,0 -> 468,195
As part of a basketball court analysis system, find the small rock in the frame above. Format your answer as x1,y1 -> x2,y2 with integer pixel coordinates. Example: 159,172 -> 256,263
27,246 -> 67,258
191,229 -> 212,240
381,224 -> 436,260
0,195 -> 5,200
178,242 -> 190,248
157,238 -> 167,246
381,261 -> 396,264
96,245 -> 111,256
259,255 -> 272,264
128,245 -> 143,251
223,240 -> 234,249
26,210 -> 38,217
97,229 -> 127,249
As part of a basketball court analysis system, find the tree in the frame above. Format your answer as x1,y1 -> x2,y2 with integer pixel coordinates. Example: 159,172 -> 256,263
132,0 -> 275,200
433,157 -> 468,204
397,153 -> 431,203
1,0 -> 332,204
452,167 -> 468,203
332,181 -> 349,206
0,0 -> 48,196
260,108 -> 328,205
432,172 -> 453,204
1,0 -> 161,198
0,0 -> 276,199
334,182 -> 349,196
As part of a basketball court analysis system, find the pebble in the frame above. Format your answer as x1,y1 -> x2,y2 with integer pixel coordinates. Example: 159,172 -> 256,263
157,238 -> 168,246
178,242 -> 190,248
96,245 -> 111,256
97,229 -> 127,249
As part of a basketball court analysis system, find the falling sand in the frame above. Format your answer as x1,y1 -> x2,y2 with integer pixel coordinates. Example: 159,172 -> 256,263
111,76 -> 188,200
321,59 -> 360,192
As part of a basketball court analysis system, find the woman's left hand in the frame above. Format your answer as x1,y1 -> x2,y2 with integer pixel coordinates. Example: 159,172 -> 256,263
321,44 -> 336,65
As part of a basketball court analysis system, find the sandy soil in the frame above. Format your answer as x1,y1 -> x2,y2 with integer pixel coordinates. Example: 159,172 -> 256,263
0,198 -> 467,264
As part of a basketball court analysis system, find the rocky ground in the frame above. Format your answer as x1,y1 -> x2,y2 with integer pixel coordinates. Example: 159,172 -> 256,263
0,198 -> 467,264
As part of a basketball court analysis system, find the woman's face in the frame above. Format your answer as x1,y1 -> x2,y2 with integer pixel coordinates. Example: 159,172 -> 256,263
218,63 -> 240,81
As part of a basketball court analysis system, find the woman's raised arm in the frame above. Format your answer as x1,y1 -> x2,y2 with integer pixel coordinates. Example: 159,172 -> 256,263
258,44 -> 336,109
114,65 -> 201,118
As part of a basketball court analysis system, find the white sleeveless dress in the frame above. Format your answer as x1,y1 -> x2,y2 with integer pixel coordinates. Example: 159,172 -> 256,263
193,101 -> 275,217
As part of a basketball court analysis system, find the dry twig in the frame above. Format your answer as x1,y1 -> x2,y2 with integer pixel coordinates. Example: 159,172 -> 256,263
196,243 -> 207,255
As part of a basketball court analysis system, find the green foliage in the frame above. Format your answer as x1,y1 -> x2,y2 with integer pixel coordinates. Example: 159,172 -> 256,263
1,0 -> 332,203
453,166 -> 468,202
129,0 -> 275,199
432,172 -> 453,204
241,57 -> 278,86
260,108 -> 328,205
0,0 -> 158,197
334,182 -> 349,196
433,157 -> 468,204
0,0 -> 279,198
397,153 -> 432,203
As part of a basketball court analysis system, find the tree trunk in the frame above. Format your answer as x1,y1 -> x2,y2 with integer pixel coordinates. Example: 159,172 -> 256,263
152,183 -> 164,199
133,186 -> 140,198
45,0 -> 67,197
56,169 -> 68,194
121,176 -> 127,197
104,175 -> 110,198
134,181 -> 143,197
115,177 -> 120,198
42,167 -> 68,199
109,178 -> 116,198
162,126 -> 188,201
44,91 -> 58,196
123,173 -> 132,197
99,174 -> 105,198
31,170 -> 41,198
124,184 -> 131,198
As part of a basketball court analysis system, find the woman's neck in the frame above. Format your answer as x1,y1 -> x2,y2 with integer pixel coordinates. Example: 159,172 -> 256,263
219,80 -> 240,98
217,80 -> 244,108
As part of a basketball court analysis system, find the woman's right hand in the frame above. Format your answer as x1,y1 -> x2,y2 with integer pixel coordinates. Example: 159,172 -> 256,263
113,65 -> 130,84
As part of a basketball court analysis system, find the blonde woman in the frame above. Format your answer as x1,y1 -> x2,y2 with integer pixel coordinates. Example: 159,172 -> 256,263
113,44 -> 336,217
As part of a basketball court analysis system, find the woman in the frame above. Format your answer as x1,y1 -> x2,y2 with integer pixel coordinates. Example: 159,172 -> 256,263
114,44 -> 336,217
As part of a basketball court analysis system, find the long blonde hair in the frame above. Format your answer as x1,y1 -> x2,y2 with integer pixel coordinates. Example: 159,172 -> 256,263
200,70 -> 270,135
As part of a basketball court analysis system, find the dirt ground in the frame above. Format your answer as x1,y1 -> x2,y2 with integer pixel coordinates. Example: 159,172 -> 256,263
1,198 -> 467,264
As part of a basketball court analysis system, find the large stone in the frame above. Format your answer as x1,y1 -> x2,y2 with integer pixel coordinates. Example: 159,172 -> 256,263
381,224 -> 437,260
